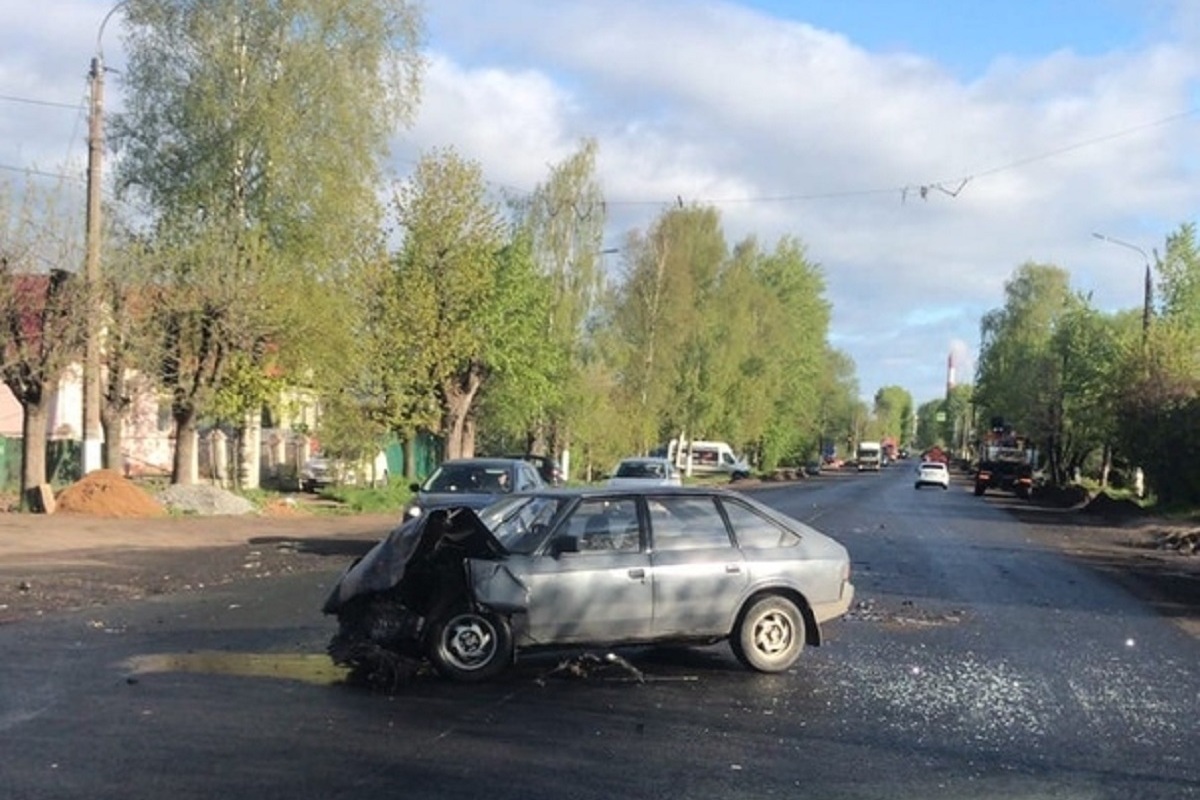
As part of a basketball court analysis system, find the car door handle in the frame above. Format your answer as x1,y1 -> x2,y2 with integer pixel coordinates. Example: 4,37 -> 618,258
627,568 -> 646,580
725,564 -> 742,574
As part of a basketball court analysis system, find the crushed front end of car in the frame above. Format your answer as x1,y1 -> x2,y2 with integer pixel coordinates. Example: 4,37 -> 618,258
323,506 -> 512,688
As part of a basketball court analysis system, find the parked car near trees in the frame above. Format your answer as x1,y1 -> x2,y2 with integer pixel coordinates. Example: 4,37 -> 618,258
606,456 -> 682,487
504,453 -> 564,486
404,457 -> 545,519
324,485 -> 855,684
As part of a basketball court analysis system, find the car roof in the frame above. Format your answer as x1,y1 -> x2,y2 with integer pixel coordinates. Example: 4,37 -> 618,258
527,485 -> 739,500
440,457 -> 527,467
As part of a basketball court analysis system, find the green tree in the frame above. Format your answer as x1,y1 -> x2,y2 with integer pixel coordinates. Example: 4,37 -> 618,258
609,206 -> 727,455
390,149 -> 552,459
974,262 -> 1074,481
1114,222 -> 1200,504
873,385 -> 913,444
111,0 -> 424,483
511,139 -> 606,464
1156,223 -> 1200,330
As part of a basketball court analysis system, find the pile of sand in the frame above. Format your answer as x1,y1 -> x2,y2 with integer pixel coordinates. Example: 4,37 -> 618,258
56,469 -> 167,518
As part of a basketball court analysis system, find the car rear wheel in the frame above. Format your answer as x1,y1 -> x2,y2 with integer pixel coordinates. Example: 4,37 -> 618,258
731,595 -> 805,673
428,608 -> 513,682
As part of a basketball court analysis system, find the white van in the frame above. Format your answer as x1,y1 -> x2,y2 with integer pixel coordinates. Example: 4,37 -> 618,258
665,439 -> 752,479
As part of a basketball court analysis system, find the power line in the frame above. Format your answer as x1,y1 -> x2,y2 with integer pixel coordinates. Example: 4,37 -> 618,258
0,93 -> 83,111
601,106 -> 1200,208
0,162 -> 82,182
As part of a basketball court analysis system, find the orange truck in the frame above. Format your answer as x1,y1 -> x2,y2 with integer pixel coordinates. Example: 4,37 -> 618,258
922,445 -> 949,464
973,424 -> 1037,499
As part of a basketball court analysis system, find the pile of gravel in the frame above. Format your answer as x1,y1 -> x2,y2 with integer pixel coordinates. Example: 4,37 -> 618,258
155,484 -> 257,516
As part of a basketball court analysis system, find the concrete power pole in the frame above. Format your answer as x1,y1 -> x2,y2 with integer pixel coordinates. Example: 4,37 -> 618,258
82,55 -> 105,474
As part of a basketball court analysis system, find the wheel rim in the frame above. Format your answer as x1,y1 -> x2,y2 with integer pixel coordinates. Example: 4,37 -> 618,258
440,613 -> 498,672
751,608 -> 795,660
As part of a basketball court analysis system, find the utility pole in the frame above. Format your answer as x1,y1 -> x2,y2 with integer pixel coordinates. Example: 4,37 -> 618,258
82,1 -> 129,474
82,54 -> 105,474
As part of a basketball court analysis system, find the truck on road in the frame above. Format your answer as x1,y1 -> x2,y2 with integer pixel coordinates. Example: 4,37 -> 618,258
856,441 -> 882,471
973,422 -> 1037,499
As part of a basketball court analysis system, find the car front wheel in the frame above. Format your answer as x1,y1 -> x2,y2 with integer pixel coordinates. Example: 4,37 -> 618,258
731,595 -> 805,673
428,608 -> 513,682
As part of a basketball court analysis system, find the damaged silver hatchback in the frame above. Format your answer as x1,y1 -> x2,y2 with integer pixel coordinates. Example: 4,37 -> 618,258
323,486 -> 854,685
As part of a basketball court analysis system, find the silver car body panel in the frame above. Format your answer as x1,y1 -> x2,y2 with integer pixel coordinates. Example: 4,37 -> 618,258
326,487 -> 853,656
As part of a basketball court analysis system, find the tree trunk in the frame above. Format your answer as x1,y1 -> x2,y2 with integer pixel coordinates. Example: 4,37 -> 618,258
404,431 -> 417,481
21,394 -> 50,503
441,364 -> 485,459
461,416 -> 477,458
172,407 -> 199,485
101,363 -> 129,473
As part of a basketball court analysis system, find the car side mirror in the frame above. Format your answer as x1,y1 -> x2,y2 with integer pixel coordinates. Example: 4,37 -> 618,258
550,536 -> 579,556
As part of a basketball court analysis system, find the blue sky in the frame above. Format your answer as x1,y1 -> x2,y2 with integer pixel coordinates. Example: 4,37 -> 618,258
741,0 -> 1158,75
3,0 -> 1199,408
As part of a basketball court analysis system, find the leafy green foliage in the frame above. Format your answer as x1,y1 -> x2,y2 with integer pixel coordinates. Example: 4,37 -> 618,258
110,0 -> 424,482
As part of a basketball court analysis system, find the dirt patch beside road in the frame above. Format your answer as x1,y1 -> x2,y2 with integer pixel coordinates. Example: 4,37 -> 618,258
997,493 -> 1200,638
0,509 -> 396,622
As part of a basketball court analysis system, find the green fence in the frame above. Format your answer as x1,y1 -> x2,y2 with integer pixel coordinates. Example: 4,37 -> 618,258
383,431 -> 442,483
0,438 -> 84,490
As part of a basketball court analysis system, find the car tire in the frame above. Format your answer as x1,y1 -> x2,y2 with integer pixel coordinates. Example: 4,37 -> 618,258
914,482 -> 921,490
730,595 -> 805,673
973,484 -> 986,496
427,607 -> 513,682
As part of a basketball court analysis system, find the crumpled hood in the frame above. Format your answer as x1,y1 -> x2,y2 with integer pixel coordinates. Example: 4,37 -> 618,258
322,506 -> 506,614
413,491 -> 503,513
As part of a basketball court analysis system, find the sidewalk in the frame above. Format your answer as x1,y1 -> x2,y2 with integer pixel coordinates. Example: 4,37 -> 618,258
0,510 -> 398,568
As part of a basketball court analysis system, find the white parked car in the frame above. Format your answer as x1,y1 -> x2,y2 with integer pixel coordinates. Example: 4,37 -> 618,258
606,457 -> 682,487
914,461 -> 950,490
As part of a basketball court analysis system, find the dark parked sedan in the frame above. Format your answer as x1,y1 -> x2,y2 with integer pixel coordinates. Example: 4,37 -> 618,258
404,457 -> 545,520
325,486 -> 854,684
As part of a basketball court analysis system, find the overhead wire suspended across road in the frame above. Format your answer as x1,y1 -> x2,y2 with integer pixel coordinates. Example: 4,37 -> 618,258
598,106 -> 1200,209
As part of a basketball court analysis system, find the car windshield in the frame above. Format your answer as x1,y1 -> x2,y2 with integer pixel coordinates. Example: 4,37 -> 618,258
615,460 -> 667,479
477,495 -> 567,554
423,464 -> 511,494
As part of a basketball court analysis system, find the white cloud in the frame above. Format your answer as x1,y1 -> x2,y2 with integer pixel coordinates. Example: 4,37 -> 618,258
6,0 -> 1199,405
398,1 -> 1200,402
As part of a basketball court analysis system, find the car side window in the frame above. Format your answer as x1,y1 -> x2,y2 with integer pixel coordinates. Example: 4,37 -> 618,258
563,498 -> 641,553
720,499 -> 800,549
648,496 -> 733,551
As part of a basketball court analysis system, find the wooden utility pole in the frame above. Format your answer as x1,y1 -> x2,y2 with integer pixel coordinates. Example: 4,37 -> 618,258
81,1 -> 129,474
82,54 -> 105,474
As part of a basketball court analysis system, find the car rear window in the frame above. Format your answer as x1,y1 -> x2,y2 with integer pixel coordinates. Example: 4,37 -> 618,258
720,498 -> 801,549
615,460 -> 666,479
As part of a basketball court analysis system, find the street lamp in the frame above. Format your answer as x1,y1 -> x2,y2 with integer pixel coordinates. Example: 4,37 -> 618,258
82,0 -> 130,473
1092,232 -> 1153,340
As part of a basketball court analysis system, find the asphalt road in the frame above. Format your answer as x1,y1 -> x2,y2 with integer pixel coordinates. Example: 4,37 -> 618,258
1,468 -> 1197,799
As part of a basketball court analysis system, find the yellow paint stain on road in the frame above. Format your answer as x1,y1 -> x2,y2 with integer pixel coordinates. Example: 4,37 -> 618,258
123,652 -> 349,685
